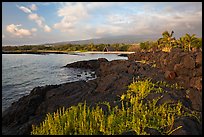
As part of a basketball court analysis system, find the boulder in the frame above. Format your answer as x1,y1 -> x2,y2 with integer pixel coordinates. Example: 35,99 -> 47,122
121,130 -> 137,135
65,59 -> 100,70
144,127 -> 161,135
170,47 -> 183,53
171,117 -> 202,135
98,58 -> 108,62
190,77 -> 202,91
195,52 -> 202,66
164,70 -> 176,80
175,75 -> 190,89
181,55 -> 195,69
186,88 -> 202,111
174,64 -> 192,77
192,67 -> 202,77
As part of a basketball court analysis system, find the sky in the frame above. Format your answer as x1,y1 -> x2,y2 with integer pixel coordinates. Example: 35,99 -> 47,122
2,2 -> 202,46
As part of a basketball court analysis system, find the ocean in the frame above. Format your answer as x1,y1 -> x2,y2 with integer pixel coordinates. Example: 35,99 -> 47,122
2,53 -> 127,112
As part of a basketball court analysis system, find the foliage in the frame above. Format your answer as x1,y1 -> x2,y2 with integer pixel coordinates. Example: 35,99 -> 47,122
2,43 -> 132,52
183,34 -> 200,51
139,41 -> 151,50
127,44 -> 141,52
31,79 -> 200,135
2,31 -> 201,52
156,31 -> 202,52
157,30 -> 176,51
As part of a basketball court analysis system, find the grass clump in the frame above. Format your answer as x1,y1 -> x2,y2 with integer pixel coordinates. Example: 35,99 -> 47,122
31,79 -> 200,135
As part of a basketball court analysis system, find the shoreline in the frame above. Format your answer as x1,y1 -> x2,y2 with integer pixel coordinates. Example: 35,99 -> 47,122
2,49 -> 202,135
2,51 -> 135,55
82,51 -> 135,54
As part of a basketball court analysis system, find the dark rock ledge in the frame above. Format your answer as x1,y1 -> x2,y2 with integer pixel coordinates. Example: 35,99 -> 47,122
2,54 -> 202,135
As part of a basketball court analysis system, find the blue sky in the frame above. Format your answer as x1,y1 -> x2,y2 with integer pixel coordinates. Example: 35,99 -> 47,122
2,2 -> 202,46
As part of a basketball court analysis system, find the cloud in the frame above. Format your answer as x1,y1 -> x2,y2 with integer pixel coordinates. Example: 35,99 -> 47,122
53,3 -> 89,32
2,34 -> 5,39
6,24 -> 36,37
31,28 -> 37,32
102,2 -> 202,37
28,13 -> 44,27
53,2 -> 126,32
16,4 -> 37,13
44,25 -> 51,32
28,13 -> 52,32
17,4 -> 52,32
16,5 -> 32,13
30,4 -> 37,11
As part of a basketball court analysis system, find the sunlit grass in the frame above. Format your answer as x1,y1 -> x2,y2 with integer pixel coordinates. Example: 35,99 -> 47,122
31,79 -> 200,135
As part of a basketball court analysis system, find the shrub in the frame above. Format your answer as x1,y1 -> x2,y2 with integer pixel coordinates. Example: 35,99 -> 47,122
31,79 -> 200,135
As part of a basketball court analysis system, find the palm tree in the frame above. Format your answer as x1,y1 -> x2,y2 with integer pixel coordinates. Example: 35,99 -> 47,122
183,33 -> 198,51
196,38 -> 202,50
157,30 -> 176,50
162,30 -> 175,47
176,37 -> 186,50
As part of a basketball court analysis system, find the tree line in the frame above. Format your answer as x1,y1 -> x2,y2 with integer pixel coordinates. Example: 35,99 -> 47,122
2,31 -> 202,52
2,43 -> 131,52
139,31 -> 202,52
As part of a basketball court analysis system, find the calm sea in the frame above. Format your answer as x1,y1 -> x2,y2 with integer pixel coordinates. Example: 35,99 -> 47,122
2,53 -> 127,112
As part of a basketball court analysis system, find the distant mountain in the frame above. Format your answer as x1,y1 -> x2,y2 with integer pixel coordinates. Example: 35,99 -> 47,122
48,34 -> 159,45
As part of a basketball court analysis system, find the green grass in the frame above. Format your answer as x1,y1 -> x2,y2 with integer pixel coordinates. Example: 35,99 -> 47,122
31,79 -> 200,135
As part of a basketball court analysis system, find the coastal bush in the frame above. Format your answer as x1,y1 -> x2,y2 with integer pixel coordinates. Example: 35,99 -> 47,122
31,79 -> 200,135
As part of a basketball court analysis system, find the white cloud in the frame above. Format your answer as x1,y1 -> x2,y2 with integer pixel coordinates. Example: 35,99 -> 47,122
17,4 -> 51,32
44,25 -> 51,32
16,4 -> 37,13
28,13 -> 51,32
30,4 -> 37,11
53,2 -> 126,32
2,34 -> 5,38
6,24 -> 36,37
28,13 -> 43,27
16,5 -> 32,13
102,3 -> 202,36
53,3 -> 89,32
86,2 -> 125,10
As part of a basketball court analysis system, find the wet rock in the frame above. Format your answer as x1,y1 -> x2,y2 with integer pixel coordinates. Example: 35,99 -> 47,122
65,59 -> 100,70
98,58 -> 108,62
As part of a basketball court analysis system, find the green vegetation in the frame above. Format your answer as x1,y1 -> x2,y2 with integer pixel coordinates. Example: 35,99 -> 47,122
157,31 -> 176,50
2,31 -> 201,53
31,79 -> 200,135
140,31 -> 202,52
182,33 -> 200,51
2,43 -> 132,53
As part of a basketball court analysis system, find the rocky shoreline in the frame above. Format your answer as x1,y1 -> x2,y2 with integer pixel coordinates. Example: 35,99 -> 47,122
2,48 -> 202,135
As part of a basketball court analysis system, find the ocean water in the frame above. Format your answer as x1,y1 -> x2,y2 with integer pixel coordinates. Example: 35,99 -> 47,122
2,53 -> 127,112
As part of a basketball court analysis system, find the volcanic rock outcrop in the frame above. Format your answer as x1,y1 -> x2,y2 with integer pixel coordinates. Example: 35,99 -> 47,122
2,49 -> 202,135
